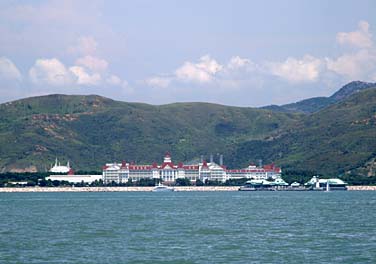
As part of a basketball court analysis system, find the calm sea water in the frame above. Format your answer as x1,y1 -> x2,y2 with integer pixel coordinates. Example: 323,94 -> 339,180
0,191 -> 375,263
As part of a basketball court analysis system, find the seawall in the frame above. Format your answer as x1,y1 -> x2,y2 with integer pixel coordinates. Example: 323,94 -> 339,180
347,186 -> 376,191
0,186 -> 375,192
0,186 -> 239,192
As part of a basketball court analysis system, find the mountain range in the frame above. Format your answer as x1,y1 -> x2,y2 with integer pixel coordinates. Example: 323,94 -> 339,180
262,81 -> 376,113
0,81 -> 375,177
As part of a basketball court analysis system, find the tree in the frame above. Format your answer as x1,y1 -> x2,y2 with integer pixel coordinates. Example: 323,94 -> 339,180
195,179 -> 204,186
224,178 -> 248,186
175,178 -> 191,186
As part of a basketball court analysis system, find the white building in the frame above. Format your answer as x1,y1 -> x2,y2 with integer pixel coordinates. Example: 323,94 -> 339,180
102,153 -> 229,184
102,153 -> 281,184
46,174 -> 102,184
49,158 -> 71,173
48,158 -> 101,184
226,163 -> 282,180
103,153 -> 194,184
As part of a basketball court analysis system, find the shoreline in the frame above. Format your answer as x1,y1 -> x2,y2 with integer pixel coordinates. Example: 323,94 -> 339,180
0,186 -> 239,192
0,186 -> 375,192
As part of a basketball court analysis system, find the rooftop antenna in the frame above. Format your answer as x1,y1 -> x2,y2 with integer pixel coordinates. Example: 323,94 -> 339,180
210,154 -> 213,163
220,154 -> 223,166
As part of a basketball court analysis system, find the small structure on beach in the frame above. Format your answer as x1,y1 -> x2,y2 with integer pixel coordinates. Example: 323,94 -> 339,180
290,182 -> 301,188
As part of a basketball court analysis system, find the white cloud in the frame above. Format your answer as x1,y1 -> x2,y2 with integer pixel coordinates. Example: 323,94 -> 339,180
326,49 -> 376,80
327,20 -> 376,81
75,55 -> 108,72
0,57 -> 22,80
227,56 -> 251,70
28,56 -> 126,88
337,20 -> 373,48
29,58 -> 75,86
106,75 -> 122,86
145,76 -> 171,88
175,55 -> 223,83
267,55 -> 322,83
143,20 -> 375,93
69,66 -> 101,85
68,36 -> 98,56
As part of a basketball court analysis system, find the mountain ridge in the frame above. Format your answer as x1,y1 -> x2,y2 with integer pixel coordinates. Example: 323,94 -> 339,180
262,81 -> 376,113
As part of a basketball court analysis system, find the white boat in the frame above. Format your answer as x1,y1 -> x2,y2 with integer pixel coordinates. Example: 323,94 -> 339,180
152,183 -> 174,192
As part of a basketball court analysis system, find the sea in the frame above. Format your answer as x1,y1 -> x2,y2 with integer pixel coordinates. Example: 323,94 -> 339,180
0,191 -> 375,263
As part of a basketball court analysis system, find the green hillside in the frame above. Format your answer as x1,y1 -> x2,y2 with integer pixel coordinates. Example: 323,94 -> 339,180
1,83 -> 375,177
0,94 -> 300,172
228,87 -> 376,176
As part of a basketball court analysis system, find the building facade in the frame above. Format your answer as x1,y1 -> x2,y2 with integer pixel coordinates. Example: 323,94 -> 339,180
226,164 -> 282,180
102,153 -> 281,184
46,174 -> 102,184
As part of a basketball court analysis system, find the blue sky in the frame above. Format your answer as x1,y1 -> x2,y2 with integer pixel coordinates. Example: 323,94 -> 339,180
0,0 -> 375,106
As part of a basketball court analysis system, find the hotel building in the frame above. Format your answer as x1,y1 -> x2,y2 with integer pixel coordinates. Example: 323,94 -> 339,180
102,153 -> 281,184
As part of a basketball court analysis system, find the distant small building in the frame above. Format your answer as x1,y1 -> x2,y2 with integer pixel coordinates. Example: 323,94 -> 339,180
47,160 -> 102,183
225,163 -> 282,180
49,158 -> 71,173
290,182 -> 301,187
7,181 -> 28,186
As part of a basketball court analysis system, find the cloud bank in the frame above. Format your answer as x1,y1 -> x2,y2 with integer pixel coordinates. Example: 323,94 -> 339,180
146,20 -> 376,90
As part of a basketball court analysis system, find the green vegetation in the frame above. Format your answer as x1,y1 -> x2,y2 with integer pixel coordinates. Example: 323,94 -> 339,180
339,174 -> 376,186
228,87 -> 376,176
175,178 -> 191,186
281,170 -> 317,184
0,82 -> 375,181
0,94 -> 300,171
222,178 -> 249,186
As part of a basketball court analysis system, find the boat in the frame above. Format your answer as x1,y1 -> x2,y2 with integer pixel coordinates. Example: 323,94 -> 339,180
238,180 -> 274,191
152,182 -> 174,192
238,185 -> 257,191
304,176 -> 347,191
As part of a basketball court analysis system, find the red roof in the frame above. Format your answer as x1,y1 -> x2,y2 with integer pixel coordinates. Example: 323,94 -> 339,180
263,163 -> 281,172
183,165 -> 199,170
161,162 -> 176,169
201,160 -> 209,169
129,165 -> 152,170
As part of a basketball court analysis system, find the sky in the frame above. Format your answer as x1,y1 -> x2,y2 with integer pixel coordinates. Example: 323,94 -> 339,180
0,0 -> 376,107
